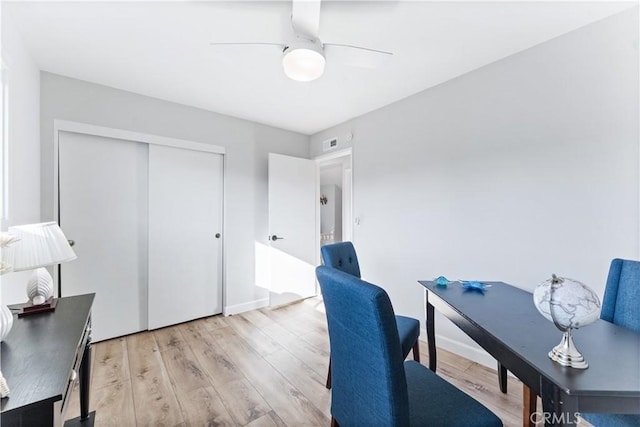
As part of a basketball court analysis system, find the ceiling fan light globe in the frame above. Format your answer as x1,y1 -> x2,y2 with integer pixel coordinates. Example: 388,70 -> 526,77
282,47 -> 325,82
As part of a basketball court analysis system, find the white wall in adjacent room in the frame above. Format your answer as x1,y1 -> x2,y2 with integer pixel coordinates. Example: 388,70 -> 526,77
40,73 -> 309,313
310,8 -> 639,366
1,17 -> 41,304
320,184 -> 343,240
320,163 -> 343,188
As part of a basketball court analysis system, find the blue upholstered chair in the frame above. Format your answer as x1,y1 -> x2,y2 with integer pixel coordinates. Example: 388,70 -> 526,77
581,259 -> 640,427
320,242 -> 420,389
316,266 -> 503,427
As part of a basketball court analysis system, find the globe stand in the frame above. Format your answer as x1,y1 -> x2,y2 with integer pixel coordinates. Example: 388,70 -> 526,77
548,328 -> 588,369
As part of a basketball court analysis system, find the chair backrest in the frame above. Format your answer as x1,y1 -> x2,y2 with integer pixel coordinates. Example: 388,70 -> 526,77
601,258 -> 640,334
320,241 -> 361,278
316,266 -> 409,427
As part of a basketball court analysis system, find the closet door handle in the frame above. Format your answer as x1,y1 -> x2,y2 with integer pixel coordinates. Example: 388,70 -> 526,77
215,233 -> 221,239
270,235 -> 284,241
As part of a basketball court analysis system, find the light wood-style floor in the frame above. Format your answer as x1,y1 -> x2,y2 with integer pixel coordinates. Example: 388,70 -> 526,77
65,297 -> 533,426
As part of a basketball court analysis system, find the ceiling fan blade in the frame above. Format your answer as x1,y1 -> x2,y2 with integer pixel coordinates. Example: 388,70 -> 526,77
210,42 -> 285,49
291,0 -> 321,39
324,43 -> 393,69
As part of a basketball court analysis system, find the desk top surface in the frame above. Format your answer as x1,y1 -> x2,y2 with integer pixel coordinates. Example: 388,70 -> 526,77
418,280 -> 640,398
1,293 -> 95,413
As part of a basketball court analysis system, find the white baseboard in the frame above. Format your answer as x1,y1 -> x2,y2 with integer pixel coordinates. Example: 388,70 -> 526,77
420,328 -> 497,370
224,298 -> 269,316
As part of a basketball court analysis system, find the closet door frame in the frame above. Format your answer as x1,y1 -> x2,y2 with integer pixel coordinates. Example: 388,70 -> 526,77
53,119 -> 226,308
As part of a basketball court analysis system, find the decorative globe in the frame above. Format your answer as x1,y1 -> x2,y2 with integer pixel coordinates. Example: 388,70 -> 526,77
533,274 -> 601,369
533,275 -> 601,330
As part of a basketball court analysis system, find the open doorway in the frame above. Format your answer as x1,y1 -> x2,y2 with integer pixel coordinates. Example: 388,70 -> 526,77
316,149 -> 352,247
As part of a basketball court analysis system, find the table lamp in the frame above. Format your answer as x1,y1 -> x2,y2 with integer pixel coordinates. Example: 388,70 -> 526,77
7,222 -> 76,313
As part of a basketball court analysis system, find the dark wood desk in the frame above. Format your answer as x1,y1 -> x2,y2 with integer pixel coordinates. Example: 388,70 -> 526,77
418,281 -> 640,427
1,294 -> 95,426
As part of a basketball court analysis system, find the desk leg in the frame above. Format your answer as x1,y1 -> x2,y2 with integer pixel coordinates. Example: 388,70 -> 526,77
523,385 -> 536,427
79,338 -> 92,420
541,379 -> 578,427
498,362 -> 508,393
426,296 -> 436,372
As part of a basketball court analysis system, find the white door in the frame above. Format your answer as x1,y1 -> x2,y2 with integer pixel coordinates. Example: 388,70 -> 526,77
268,153 -> 318,307
59,131 -> 148,342
148,145 -> 223,329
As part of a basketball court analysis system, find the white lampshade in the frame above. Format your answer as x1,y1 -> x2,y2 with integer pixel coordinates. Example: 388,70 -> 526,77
282,39 -> 325,82
0,233 -> 19,275
8,222 -> 76,271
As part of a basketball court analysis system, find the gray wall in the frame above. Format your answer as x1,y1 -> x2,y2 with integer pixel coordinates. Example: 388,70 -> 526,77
310,8 -> 639,363
40,72 -> 309,310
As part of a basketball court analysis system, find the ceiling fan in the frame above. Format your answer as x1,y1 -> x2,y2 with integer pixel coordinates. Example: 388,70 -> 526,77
210,0 -> 393,82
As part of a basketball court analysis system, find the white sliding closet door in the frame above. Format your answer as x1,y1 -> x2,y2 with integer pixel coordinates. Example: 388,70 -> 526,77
148,145 -> 223,330
59,131 -> 148,342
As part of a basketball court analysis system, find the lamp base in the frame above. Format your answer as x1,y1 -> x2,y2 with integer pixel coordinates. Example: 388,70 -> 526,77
0,369 -> 9,398
0,305 -> 13,342
8,297 -> 57,318
27,267 -> 54,306
548,329 -> 588,369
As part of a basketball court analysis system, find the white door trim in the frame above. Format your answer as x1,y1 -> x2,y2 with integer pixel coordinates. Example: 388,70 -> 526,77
54,120 -> 225,154
53,120 -> 226,312
313,147 -> 352,164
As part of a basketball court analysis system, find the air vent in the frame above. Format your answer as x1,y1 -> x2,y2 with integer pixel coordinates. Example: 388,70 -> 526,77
322,132 -> 352,152
322,138 -> 338,151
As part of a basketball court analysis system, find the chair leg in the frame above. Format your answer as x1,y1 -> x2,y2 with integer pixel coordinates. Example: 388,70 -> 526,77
412,341 -> 420,363
326,358 -> 332,389
523,384 -> 537,427
331,416 -> 339,427
498,361 -> 507,394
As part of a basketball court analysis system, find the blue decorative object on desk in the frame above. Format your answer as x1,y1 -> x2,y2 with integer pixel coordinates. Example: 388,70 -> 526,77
435,276 -> 449,287
460,281 -> 489,291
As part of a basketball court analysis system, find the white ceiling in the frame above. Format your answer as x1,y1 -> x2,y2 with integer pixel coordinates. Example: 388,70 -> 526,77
4,1 -> 636,135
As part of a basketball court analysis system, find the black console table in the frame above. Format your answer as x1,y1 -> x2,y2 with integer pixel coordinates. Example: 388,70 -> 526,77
1,294 -> 95,426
